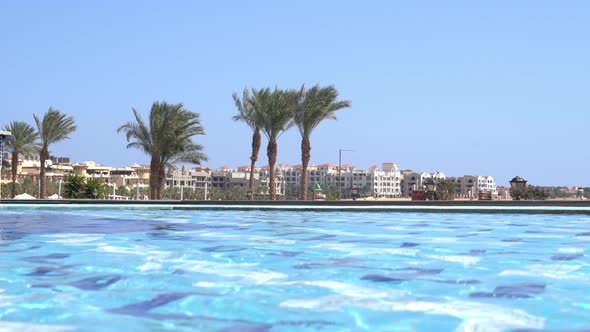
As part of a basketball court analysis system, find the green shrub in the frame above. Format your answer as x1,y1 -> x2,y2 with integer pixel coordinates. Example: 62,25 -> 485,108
511,186 -> 549,200
424,178 -> 455,201
64,174 -> 86,199
84,178 -> 108,199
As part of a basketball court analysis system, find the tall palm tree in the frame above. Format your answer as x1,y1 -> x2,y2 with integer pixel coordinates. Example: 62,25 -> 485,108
118,101 -> 207,200
34,108 -> 76,199
2,121 -> 39,198
232,88 -> 261,200
253,88 -> 298,200
295,85 -> 351,200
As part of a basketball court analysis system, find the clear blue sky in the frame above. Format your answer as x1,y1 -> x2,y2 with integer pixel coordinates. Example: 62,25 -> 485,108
1,1 -> 588,186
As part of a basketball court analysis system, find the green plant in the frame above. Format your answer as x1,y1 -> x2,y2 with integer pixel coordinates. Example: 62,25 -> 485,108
252,88 -> 298,200
226,186 -> 248,200
84,178 -> 108,199
1,182 -> 11,198
118,102 -> 207,200
116,186 -> 131,198
1,158 -> 10,169
511,186 -> 549,200
3,121 -> 39,198
425,190 -> 438,201
162,187 -> 180,200
326,193 -> 338,201
181,187 -> 196,200
294,85 -> 350,200
64,174 -> 86,199
34,108 -> 76,198
19,178 -> 39,197
423,178 -> 456,201
207,187 -> 225,201
232,88 -> 262,201
435,179 -> 456,200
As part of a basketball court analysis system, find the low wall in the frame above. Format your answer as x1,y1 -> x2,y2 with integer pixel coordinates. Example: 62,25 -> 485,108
1,199 -> 589,207
1,199 -> 590,215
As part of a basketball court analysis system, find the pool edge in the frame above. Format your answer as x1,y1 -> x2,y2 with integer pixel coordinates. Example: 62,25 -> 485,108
2,199 -> 590,214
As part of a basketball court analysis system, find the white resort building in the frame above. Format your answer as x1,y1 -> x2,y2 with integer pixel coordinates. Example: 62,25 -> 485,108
447,175 -> 497,198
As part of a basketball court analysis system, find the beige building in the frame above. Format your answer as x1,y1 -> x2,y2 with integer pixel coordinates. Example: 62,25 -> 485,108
166,166 -> 212,190
72,161 -> 149,190
6,156 -> 149,191
13,159 -> 72,184
400,171 -> 446,197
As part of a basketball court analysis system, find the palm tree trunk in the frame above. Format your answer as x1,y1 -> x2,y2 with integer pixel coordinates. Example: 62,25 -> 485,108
249,130 -> 261,200
11,151 -> 18,198
39,147 -> 48,199
267,140 -> 277,200
157,165 -> 166,200
149,156 -> 159,200
300,136 -> 311,200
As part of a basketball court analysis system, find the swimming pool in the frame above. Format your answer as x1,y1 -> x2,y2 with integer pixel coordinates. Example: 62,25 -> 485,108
1,205 -> 589,331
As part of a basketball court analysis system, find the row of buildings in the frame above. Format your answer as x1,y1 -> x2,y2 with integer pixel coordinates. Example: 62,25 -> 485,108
1,156 -> 151,191
1,154 -> 497,199
165,162 -> 497,199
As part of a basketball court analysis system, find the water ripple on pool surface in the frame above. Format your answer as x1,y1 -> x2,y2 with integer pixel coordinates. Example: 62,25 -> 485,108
70,275 -> 126,290
1,208 -> 590,331
23,253 -> 70,264
469,283 -> 547,299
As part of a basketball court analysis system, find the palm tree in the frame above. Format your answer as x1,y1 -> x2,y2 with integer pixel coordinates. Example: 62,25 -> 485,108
253,88 -> 298,200
34,108 -> 76,199
118,101 -> 207,200
295,85 -> 351,200
2,121 -> 39,198
232,88 -> 262,200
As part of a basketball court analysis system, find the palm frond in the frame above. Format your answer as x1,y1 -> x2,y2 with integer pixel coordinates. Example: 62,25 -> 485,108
2,121 -> 40,158
119,101 -> 208,170
256,87 -> 298,142
294,84 -> 351,138
34,107 -> 77,151
232,88 -> 259,132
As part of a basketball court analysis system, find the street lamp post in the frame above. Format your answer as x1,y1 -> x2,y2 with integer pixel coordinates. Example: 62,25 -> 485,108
338,148 -> 353,200
351,187 -> 359,201
423,177 -> 437,200
424,178 -> 437,192
0,131 -> 13,200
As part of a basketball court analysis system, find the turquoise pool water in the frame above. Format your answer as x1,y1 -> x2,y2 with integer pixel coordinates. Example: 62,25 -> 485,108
0,205 -> 589,331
